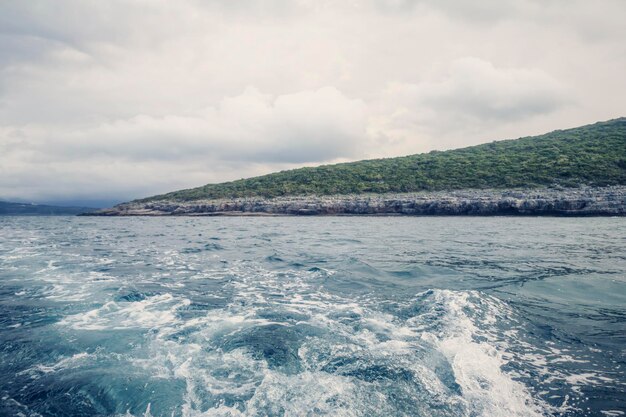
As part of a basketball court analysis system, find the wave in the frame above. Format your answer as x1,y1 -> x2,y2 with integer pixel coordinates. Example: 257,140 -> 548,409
57,262 -> 555,416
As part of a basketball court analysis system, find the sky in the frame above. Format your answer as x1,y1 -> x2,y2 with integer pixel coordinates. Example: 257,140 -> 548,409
1,0 -> 625,206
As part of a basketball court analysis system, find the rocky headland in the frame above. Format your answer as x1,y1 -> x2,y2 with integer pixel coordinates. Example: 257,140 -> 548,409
85,186 -> 626,216
83,119 -> 625,217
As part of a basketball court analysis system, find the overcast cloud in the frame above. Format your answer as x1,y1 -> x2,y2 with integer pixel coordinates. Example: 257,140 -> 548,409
1,0 -> 625,205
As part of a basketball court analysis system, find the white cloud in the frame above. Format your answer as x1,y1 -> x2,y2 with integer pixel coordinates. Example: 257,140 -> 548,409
375,58 -> 569,138
3,86 -> 366,163
0,86 -> 367,201
0,0 -> 624,203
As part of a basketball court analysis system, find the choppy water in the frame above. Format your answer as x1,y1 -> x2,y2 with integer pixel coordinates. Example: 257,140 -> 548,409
0,216 -> 624,417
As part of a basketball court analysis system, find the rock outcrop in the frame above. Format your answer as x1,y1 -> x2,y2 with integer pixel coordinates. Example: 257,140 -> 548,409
84,186 -> 626,216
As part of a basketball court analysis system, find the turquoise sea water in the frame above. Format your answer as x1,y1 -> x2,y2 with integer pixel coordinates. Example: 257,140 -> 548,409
0,216 -> 624,417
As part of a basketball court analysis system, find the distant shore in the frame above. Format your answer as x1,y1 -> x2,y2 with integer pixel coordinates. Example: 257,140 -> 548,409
82,186 -> 626,217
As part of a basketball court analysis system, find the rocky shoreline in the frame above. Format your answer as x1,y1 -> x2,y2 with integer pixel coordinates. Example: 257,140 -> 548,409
83,186 -> 626,216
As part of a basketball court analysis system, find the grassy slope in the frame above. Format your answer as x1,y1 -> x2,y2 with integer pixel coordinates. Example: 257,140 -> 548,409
140,118 -> 626,202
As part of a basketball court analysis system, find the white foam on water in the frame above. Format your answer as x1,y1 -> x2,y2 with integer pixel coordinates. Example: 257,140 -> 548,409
116,403 -> 155,417
601,411 -> 625,416
18,352 -> 97,379
50,259 -> 612,416
239,371 -> 366,417
37,267 -> 118,302
58,293 -> 190,331
564,372 -> 616,393
116,265 -> 417,415
34,259 -> 60,275
116,264 -> 546,416
466,301 -> 617,413
134,343 -> 392,417
408,290 -> 548,417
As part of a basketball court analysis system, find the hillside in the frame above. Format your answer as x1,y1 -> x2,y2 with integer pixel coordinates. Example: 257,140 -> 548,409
138,118 -> 625,203
0,201 -> 96,216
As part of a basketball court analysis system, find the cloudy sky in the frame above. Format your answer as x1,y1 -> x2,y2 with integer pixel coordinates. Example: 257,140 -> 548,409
1,0 -> 625,206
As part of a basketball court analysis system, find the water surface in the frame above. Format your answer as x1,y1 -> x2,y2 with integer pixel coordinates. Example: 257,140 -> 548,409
0,217 -> 624,416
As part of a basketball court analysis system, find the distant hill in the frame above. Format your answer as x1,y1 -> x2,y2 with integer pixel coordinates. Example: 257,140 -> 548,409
0,201 -> 96,216
138,118 -> 626,202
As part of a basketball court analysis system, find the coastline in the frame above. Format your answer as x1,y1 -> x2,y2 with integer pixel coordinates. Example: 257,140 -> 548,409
83,186 -> 626,217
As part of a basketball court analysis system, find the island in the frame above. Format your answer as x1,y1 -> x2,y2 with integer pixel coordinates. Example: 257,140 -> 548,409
86,118 -> 626,216
0,201 -> 97,216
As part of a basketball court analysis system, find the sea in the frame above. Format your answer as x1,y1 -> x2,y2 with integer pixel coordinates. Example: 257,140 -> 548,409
0,216 -> 624,417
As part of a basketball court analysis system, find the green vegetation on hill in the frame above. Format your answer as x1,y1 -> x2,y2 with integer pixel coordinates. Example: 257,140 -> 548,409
141,118 -> 626,202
